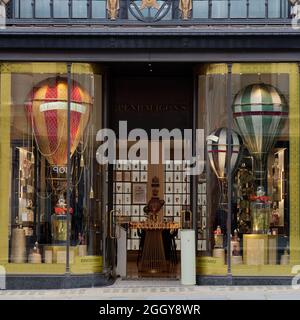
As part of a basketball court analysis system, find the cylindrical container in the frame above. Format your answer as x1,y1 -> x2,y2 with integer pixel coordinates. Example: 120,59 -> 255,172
11,228 -> 26,263
250,188 -> 271,234
251,201 -> 271,234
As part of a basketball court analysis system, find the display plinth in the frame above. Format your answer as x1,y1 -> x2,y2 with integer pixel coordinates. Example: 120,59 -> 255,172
243,234 -> 277,265
231,256 -> 243,265
213,248 -> 225,263
43,245 -> 78,264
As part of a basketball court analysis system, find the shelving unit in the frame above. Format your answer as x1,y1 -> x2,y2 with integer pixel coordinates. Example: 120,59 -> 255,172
164,160 -> 191,250
112,160 -> 148,250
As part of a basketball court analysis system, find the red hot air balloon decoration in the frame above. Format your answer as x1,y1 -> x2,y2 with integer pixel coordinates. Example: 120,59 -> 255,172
24,77 -> 93,243
24,77 -> 92,169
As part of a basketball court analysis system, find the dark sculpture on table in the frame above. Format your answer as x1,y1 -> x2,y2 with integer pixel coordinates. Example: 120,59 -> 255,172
143,176 -> 165,222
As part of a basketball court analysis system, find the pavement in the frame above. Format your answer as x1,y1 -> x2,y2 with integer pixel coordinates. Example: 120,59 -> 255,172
1,279 -> 300,300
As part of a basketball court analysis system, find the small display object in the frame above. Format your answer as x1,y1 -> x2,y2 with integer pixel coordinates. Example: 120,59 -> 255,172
132,183 -> 147,204
28,242 -> 42,264
250,186 -> 271,234
141,172 -> 148,182
51,195 -> 72,243
115,182 -> 123,193
214,226 -> 223,248
231,230 -> 243,265
280,248 -> 290,265
270,203 -> 280,226
198,240 -> 207,251
78,233 -> 87,257
132,161 -> 140,170
131,171 -> 140,182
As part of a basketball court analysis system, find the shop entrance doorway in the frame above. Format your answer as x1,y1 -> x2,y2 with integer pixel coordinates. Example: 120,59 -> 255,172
107,63 -> 194,279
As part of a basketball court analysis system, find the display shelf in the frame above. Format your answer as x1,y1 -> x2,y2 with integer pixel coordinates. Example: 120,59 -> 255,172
112,160 -> 148,250
164,161 -> 191,223
197,176 -> 208,252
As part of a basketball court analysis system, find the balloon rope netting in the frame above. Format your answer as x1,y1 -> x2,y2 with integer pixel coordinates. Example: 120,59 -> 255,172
34,142 -> 92,200
30,112 -> 67,158
218,179 -> 229,210
29,113 -> 93,200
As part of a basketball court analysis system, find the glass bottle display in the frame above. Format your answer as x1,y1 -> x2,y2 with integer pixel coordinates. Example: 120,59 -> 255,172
250,187 -> 271,234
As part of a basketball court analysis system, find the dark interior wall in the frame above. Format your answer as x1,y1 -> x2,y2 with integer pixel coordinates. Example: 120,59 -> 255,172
109,63 -> 194,135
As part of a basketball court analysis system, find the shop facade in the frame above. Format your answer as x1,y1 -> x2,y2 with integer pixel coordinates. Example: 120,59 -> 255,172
0,1 -> 300,289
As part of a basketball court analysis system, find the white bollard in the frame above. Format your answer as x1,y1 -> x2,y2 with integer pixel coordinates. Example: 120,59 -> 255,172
180,229 -> 196,285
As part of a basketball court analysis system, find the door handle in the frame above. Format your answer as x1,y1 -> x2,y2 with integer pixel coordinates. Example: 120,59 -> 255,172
181,209 -> 193,229
109,209 -> 121,239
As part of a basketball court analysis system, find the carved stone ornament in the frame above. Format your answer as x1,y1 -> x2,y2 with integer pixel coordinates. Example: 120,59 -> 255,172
140,0 -> 160,10
129,0 -> 171,22
107,0 -> 120,20
179,0 -> 192,20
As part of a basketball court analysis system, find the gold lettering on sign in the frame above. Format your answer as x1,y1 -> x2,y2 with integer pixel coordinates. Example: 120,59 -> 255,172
140,0 -> 160,10
107,0 -> 120,20
179,0 -> 192,20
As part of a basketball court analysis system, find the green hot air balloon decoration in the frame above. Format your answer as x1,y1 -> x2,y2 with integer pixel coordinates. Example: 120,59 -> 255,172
232,83 -> 288,190
232,83 -> 288,234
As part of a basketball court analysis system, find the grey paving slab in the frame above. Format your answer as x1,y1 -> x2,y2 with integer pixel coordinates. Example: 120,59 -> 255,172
1,280 -> 300,300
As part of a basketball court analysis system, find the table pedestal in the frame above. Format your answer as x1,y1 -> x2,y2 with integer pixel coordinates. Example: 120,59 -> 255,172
139,230 -> 167,274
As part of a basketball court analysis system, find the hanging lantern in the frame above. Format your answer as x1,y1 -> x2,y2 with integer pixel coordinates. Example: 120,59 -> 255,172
24,77 -> 92,168
232,83 -> 288,186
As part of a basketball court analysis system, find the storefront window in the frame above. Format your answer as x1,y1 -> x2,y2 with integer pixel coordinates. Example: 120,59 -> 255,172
91,0 -> 107,19
211,0 -> 228,18
35,0 -> 51,18
230,0 -> 247,18
0,63 -> 103,275
192,0 -> 209,18
53,0 -> 69,18
249,0 -> 265,18
72,0 -> 88,19
197,63 -> 300,278
196,65 -> 229,276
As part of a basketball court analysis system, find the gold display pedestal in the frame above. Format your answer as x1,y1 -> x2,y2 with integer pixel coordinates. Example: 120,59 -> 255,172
231,256 -> 243,265
213,248 -> 225,263
243,234 -> 277,265
139,230 -> 167,274
43,246 -> 78,264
